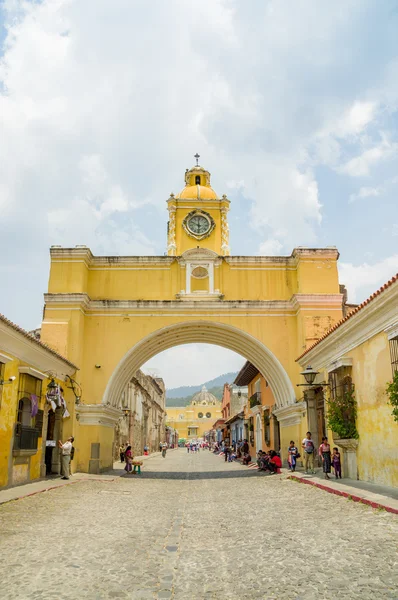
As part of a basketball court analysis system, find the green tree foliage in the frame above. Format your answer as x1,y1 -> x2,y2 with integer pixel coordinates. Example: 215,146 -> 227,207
327,387 -> 359,439
386,371 -> 398,423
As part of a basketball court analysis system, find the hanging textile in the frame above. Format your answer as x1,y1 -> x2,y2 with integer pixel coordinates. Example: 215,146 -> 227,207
46,383 -> 61,407
30,394 -> 39,417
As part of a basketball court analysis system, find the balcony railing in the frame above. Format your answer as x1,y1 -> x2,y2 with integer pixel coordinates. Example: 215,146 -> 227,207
249,392 -> 261,408
14,425 -> 39,451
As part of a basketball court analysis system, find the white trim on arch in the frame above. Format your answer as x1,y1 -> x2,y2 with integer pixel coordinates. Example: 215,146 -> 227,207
102,321 -> 296,411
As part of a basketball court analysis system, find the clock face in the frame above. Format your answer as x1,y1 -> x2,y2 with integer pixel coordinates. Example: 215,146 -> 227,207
187,215 -> 210,235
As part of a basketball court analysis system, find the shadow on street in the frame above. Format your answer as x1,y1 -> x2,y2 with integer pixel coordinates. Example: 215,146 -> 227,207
120,469 -> 266,480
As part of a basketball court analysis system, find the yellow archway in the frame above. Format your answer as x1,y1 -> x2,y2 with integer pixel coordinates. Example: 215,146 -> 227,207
103,321 -> 296,410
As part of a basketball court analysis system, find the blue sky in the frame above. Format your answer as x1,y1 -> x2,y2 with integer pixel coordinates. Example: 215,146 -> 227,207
1,1 -> 398,386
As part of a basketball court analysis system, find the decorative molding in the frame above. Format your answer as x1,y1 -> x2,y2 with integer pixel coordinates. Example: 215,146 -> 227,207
220,206 -> 230,256
18,366 -> 47,380
326,357 -> 353,373
292,294 -> 343,308
386,322 -> 398,340
0,352 -> 13,364
76,404 -> 122,427
333,438 -> 359,451
273,402 -> 306,427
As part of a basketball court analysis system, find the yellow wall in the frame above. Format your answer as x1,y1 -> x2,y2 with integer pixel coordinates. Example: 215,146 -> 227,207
167,402 -> 222,441
313,331 -> 398,487
347,332 -> 397,487
0,353 -> 73,489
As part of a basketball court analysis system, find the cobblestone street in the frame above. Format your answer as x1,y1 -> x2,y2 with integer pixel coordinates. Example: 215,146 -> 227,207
0,449 -> 397,600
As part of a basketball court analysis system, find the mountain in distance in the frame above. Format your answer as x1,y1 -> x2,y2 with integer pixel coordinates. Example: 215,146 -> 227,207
166,371 -> 238,407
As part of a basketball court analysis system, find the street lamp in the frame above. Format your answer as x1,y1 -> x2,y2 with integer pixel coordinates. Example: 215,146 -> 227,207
300,365 -> 319,386
64,375 -> 82,404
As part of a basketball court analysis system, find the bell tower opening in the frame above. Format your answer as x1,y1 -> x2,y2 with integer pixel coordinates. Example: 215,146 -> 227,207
195,175 -> 201,185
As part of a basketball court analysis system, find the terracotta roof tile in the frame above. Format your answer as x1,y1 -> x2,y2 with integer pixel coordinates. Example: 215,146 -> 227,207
296,273 -> 398,361
0,313 -> 78,370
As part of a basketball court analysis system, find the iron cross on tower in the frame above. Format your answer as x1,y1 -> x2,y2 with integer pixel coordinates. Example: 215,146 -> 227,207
194,153 -> 200,166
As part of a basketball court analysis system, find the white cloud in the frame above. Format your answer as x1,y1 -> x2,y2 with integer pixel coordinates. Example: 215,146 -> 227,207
349,186 -> 383,203
338,138 -> 398,177
258,239 -> 283,255
339,101 -> 376,136
339,255 -> 398,303
0,0 -> 398,346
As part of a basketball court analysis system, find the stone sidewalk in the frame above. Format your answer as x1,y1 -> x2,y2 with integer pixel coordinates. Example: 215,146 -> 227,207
288,472 -> 398,514
0,451 -> 163,506
0,448 -> 397,599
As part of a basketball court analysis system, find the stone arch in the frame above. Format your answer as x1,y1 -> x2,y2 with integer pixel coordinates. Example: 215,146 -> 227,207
102,321 -> 295,410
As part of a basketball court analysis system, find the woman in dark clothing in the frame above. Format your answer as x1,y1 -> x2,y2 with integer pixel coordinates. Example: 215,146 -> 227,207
318,437 -> 332,480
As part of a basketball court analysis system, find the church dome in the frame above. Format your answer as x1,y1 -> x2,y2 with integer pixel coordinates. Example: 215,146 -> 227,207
175,164 -> 219,200
191,385 -> 218,406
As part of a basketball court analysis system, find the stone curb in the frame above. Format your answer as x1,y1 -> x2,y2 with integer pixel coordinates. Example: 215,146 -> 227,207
289,475 -> 398,515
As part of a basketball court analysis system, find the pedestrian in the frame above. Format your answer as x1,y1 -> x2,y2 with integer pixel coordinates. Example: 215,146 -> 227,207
119,444 -> 125,463
224,444 -> 230,462
318,437 -> 332,480
331,447 -> 342,479
287,440 -> 299,472
302,431 -> 316,474
268,450 -> 282,474
242,452 -> 251,466
162,442 -> 167,458
159,442 -> 162,452
124,445 -> 133,473
187,442 -> 190,453
69,442 -> 75,477
58,436 -> 74,480
143,445 -> 149,456
242,439 -> 249,454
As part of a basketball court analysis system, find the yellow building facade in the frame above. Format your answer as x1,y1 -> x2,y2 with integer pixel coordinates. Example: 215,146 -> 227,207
297,274 -> 398,488
40,162 -> 344,472
166,386 -> 222,441
0,315 -> 77,489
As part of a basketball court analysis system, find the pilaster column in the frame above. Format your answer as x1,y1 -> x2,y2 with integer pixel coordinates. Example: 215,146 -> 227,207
209,263 -> 214,293
185,263 -> 191,294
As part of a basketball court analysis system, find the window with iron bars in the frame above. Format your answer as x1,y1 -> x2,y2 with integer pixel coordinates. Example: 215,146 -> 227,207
389,336 -> 398,376
328,372 -> 353,401
14,373 -> 43,451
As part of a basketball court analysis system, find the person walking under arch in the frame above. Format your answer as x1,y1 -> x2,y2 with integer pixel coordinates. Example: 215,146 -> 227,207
124,445 -> 133,474
302,431 -> 316,474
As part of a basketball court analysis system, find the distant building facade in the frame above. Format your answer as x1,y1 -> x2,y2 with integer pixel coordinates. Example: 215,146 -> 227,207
114,371 -> 166,459
166,386 -> 222,442
234,362 -> 279,455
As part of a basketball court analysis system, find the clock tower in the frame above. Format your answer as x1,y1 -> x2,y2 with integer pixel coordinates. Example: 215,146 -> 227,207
167,159 -> 230,257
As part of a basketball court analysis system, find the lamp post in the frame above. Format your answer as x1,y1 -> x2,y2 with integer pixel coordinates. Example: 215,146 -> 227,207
297,365 -> 329,453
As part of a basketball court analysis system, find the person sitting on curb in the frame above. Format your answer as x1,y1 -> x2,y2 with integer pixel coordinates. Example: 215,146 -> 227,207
242,452 -> 251,466
268,450 -> 282,474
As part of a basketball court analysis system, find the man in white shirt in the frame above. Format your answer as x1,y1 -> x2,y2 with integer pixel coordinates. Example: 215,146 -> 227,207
58,436 -> 74,480
302,431 -> 316,474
